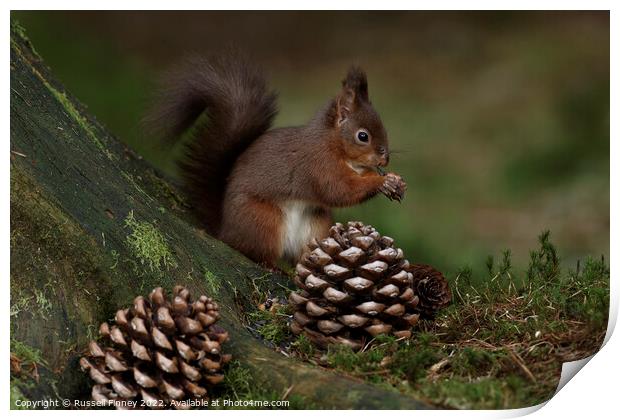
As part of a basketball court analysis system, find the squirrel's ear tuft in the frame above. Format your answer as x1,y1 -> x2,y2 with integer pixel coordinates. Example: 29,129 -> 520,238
342,66 -> 369,103
333,66 -> 369,126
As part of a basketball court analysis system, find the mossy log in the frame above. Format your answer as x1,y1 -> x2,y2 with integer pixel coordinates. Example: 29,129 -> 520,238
9,26 -> 429,409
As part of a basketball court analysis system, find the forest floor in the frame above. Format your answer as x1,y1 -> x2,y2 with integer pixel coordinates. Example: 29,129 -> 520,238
243,231 -> 609,409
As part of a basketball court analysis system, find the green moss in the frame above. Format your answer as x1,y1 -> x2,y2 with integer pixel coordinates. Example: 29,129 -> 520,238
124,210 -> 177,273
215,361 -> 316,410
50,88 -> 98,142
257,322 -> 288,343
247,305 -> 292,344
10,19 -> 41,60
221,361 -> 258,401
204,270 -> 219,296
11,339 -> 45,366
10,383 -> 28,410
393,345 -> 442,383
417,376 -> 543,409
290,335 -> 316,360
450,348 -> 501,377
43,77 -> 115,161
34,290 -> 52,320
10,340 -> 47,409
10,294 -> 33,317
326,345 -> 360,372
11,20 -> 29,40
569,257 -> 609,327
217,361 -> 305,409
43,77 -> 112,160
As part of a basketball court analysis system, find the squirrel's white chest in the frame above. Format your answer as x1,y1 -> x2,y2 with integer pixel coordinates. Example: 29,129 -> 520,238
280,201 -> 318,260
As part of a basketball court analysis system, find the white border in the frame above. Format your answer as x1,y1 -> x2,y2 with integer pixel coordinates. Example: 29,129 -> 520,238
4,2 -> 616,419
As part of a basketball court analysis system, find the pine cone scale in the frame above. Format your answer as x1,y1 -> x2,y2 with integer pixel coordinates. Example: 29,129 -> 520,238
289,222 -> 452,350
80,286 -> 232,409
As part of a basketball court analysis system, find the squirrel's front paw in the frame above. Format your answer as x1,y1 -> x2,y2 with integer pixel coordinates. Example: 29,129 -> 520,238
380,173 -> 407,202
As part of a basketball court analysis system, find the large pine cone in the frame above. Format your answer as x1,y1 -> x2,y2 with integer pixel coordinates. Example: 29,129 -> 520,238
409,264 -> 452,317
289,222 -> 423,351
79,286 -> 232,409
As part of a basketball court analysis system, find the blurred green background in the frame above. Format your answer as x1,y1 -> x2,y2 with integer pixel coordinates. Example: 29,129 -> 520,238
12,11 -> 609,274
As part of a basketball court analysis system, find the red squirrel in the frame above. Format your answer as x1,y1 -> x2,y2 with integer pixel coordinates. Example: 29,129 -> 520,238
146,54 -> 406,267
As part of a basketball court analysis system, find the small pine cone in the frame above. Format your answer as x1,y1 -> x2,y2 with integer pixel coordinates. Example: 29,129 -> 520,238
289,221 -> 421,351
408,264 -> 451,317
79,285 -> 232,409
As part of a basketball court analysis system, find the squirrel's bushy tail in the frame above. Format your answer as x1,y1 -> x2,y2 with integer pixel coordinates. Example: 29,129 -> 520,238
144,54 -> 278,234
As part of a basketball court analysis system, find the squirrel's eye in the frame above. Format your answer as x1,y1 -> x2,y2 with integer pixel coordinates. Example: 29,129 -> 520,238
356,130 -> 369,143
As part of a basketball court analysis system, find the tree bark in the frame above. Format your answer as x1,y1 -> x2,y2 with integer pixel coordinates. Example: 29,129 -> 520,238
9,25 -> 429,409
